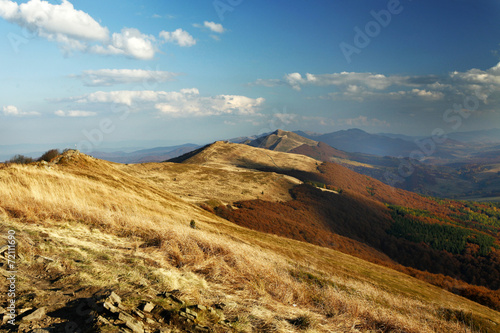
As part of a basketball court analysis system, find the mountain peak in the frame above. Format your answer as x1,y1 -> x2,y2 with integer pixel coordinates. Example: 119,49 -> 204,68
248,130 -> 318,152
345,128 -> 368,134
273,129 -> 289,136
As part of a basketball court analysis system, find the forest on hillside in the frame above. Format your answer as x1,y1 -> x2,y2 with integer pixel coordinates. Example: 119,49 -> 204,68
210,162 -> 500,311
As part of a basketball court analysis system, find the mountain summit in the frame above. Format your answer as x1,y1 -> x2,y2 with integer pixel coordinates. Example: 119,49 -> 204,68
248,129 -> 318,152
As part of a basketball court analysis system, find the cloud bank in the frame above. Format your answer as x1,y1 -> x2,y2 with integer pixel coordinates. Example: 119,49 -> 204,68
0,0 -> 199,59
253,62 -> 500,104
74,69 -> 182,87
54,89 -> 265,117
54,110 -> 97,117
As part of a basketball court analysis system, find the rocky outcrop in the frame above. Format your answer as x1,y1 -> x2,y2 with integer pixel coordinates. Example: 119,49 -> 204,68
2,289 -> 234,332
97,290 -> 233,333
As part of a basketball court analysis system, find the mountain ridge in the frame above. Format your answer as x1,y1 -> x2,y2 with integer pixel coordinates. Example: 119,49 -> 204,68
1,148 -> 500,332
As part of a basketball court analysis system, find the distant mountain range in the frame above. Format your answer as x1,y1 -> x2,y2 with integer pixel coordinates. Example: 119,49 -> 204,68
296,128 -> 418,157
238,129 -> 500,200
3,127 -> 500,165
90,143 -> 200,164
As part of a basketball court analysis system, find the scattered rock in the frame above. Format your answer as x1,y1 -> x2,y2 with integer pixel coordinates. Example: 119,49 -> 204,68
19,308 -> 33,315
22,307 -> 46,322
140,301 -> 155,313
104,300 -> 120,313
184,308 -> 197,318
194,324 -> 211,333
189,304 -> 207,312
93,290 -> 227,333
29,329 -> 51,333
132,309 -> 145,319
97,315 -> 111,325
179,310 -> 196,321
150,305 -> 169,323
1,314 -> 10,324
168,295 -> 184,306
35,255 -> 54,263
119,312 -> 144,333
108,291 -> 122,305
0,245 -> 8,254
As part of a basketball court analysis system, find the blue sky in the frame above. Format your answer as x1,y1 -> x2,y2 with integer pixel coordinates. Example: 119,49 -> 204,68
0,0 -> 499,151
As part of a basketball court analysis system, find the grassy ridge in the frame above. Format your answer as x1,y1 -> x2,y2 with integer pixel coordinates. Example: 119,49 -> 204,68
0,150 -> 499,332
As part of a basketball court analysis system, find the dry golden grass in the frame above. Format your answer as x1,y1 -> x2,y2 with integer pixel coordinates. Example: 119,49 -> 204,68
119,162 -> 300,205
0,150 -> 499,332
179,141 -> 320,173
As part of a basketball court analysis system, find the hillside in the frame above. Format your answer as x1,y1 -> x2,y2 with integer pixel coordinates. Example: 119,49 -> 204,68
169,140 -> 319,173
248,129 -> 319,152
120,161 -> 301,205
169,142 -> 500,313
1,150 -> 499,332
290,141 -> 351,160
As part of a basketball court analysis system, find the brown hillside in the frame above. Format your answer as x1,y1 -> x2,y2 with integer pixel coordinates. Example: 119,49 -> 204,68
290,141 -> 351,160
215,183 -> 500,311
4,150 -> 500,331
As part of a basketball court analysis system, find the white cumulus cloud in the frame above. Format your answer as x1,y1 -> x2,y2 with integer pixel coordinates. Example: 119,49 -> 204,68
53,89 -> 265,117
254,64 -> 500,105
194,21 -> 225,34
154,94 -> 264,117
90,28 -> 156,60
0,0 -> 108,53
203,21 -> 224,33
2,105 -> 40,116
0,0 -> 108,40
160,28 -> 196,47
74,69 -> 181,87
281,72 -> 405,91
54,110 -> 96,117
393,89 -> 444,100
0,0 -> 196,59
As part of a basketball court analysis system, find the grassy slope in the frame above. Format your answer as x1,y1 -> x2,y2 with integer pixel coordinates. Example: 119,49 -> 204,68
119,161 -> 300,205
0,150 -> 499,332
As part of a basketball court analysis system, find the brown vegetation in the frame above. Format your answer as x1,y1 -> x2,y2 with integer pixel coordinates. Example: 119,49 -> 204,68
213,161 -> 500,312
0,150 -> 498,331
